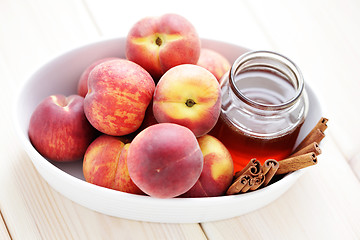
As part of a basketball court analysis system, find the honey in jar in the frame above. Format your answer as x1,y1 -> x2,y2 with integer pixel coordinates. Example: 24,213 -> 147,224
210,51 -> 308,173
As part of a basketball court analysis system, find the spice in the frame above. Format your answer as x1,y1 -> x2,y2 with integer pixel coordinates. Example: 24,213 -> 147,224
276,152 -> 317,175
293,117 -> 328,152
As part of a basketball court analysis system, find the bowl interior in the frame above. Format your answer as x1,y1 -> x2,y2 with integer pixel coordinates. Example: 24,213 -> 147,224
14,37 -> 322,223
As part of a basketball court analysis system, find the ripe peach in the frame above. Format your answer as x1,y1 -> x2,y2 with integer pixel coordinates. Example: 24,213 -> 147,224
121,100 -> 159,142
77,57 -> 120,97
84,59 -> 155,136
83,135 -> 144,194
197,48 -> 231,82
83,135 -> 124,188
181,135 -> 234,197
112,143 -> 144,194
126,13 -> 201,80
28,94 -> 97,162
153,64 -> 221,137
127,123 -> 203,198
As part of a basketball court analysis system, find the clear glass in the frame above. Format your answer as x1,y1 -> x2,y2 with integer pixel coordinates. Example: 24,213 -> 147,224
210,51 -> 309,173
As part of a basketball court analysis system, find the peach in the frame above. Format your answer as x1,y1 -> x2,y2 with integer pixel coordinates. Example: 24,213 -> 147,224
136,100 -> 158,131
126,13 -> 201,80
83,135 -> 124,188
77,57 -> 120,97
28,94 -> 97,162
197,48 -> 231,82
120,100 -> 159,142
153,64 -> 221,137
83,135 -> 144,194
127,123 -> 203,198
181,135 -> 234,197
112,143 -> 144,194
84,59 -> 155,136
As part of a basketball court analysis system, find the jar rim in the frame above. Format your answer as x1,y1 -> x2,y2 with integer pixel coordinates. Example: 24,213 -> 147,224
229,50 -> 304,111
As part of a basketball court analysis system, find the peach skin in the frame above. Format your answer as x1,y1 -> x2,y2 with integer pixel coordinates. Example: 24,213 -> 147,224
181,135 -> 234,197
84,59 -> 155,136
197,48 -> 231,82
112,143 -> 144,195
126,13 -> 201,80
83,135 -> 125,189
77,57 -> 120,97
153,64 -> 221,137
28,94 -> 97,162
127,123 -> 203,198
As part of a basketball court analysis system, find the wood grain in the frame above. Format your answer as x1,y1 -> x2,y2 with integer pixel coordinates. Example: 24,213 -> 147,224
0,211 -> 11,240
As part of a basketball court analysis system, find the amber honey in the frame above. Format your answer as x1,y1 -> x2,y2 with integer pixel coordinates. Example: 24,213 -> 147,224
212,51 -> 308,173
210,113 -> 303,173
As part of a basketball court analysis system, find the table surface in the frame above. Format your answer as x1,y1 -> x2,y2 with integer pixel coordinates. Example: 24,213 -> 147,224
2,0 -> 360,239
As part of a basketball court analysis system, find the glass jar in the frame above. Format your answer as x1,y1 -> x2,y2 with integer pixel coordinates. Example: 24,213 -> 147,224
210,51 -> 309,173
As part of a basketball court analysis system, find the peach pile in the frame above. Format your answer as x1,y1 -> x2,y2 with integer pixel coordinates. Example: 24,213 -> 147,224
28,13 -> 234,198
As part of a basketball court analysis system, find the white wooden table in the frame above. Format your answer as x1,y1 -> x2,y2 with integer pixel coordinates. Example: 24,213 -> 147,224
1,0 -> 360,239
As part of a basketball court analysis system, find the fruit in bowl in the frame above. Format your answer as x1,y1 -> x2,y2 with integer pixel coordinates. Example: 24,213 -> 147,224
83,134 -> 144,194
197,48 -> 231,82
126,13 -> 201,80
28,94 -> 97,162
181,134 -> 234,198
153,64 -> 221,137
127,123 -> 204,198
16,36 -> 319,223
77,57 -> 121,97
84,59 -> 155,136
15,12 -> 322,223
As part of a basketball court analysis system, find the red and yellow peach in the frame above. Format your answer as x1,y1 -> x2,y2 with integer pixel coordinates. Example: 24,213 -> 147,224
84,59 -> 155,136
77,57 -> 121,97
127,123 -> 204,198
197,48 -> 231,82
83,135 -> 144,194
153,64 -> 221,137
182,135 -> 234,197
126,13 -> 201,80
28,94 -> 97,162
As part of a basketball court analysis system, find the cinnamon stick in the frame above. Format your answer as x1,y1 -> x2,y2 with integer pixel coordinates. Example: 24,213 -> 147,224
226,175 -> 250,195
249,174 -> 265,191
276,152 -> 317,175
234,158 -> 260,179
261,159 -> 279,187
293,117 -> 328,152
227,159 -> 277,195
228,159 -> 263,194
240,178 -> 253,193
288,142 -> 321,158
317,117 -> 328,132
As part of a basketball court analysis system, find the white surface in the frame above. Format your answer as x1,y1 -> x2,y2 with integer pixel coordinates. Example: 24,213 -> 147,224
14,37 -> 321,223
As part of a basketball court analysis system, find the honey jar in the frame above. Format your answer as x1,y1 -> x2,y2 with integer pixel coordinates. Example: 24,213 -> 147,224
210,51 -> 309,173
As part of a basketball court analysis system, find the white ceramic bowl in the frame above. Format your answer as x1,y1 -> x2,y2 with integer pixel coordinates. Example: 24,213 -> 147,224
14,37 -> 322,223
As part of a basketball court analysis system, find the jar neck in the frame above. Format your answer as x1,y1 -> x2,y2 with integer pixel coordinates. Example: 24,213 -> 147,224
229,50 -> 304,111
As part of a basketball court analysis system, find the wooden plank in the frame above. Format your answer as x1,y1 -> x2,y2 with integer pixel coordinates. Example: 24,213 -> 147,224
0,0 -> 206,239
201,133 -> 360,239
350,151 -> 360,180
0,212 -> 11,240
84,0 -> 273,49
